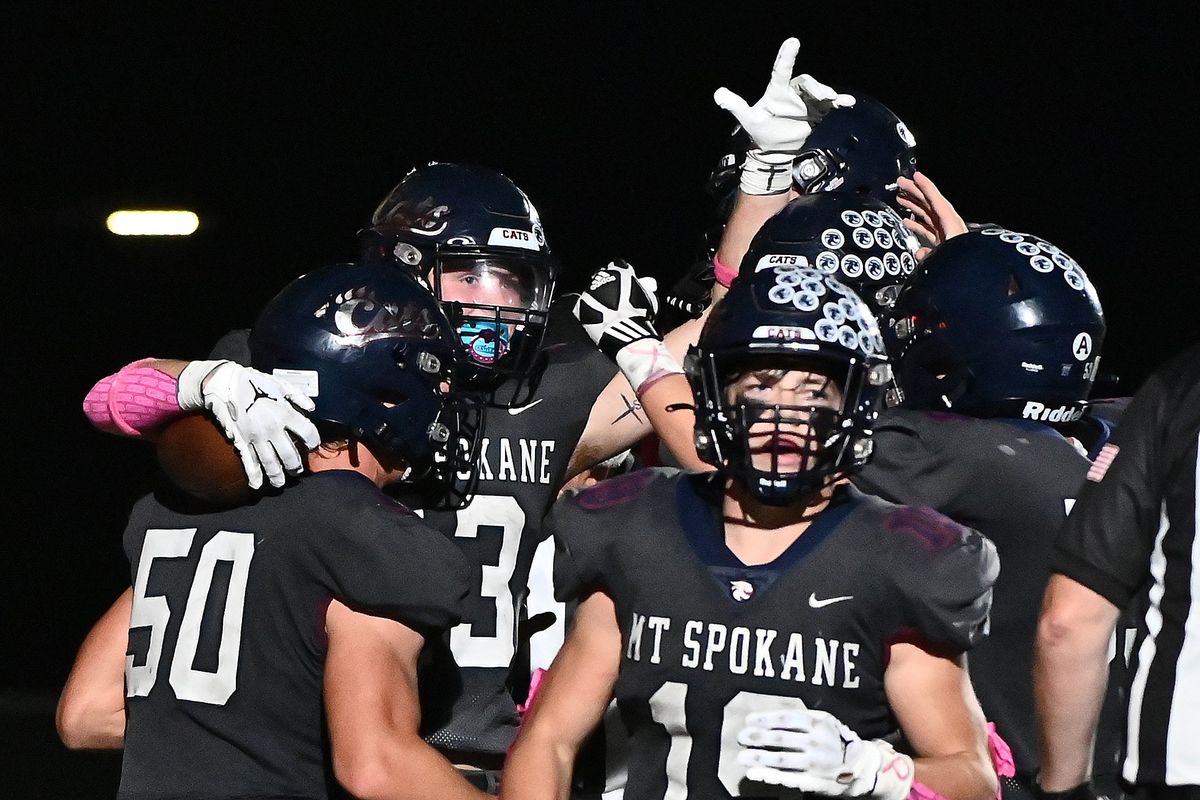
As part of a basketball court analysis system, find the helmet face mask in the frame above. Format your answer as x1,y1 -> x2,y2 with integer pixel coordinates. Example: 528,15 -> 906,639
359,162 -> 558,402
886,228 -> 1105,430
689,267 -> 889,507
249,262 -> 484,509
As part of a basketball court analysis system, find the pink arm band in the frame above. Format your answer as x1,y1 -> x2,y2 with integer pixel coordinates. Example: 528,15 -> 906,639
908,722 -> 1014,800
713,253 -> 738,288
82,359 -> 184,440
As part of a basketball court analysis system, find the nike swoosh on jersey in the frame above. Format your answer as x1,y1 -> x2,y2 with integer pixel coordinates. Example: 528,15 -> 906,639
508,398 -> 545,415
808,592 -> 854,608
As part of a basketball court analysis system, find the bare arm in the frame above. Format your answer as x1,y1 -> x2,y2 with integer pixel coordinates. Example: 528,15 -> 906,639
324,599 -> 489,800
712,190 -> 793,305
885,641 -> 998,800
502,590 -> 622,800
567,315 -> 710,479
1033,575 -> 1120,791
57,588 -> 132,750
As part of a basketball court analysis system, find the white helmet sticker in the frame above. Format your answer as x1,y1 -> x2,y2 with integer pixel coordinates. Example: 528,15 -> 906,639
756,253 -> 808,272
1030,255 -> 1055,273
815,251 -> 840,274
1073,332 -> 1093,361
841,209 -> 864,227
821,228 -> 846,249
841,253 -> 864,278
896,121 -> 916,147
488,227 -> 540,250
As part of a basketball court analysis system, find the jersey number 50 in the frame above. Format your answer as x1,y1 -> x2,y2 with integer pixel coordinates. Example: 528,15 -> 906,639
126,528 -> 255,706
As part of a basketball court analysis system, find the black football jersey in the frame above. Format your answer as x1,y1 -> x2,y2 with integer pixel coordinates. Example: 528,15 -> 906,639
207,325 -> 617,758
118,471 -> 469,800
852,408 -> 1127,782
550,469 -> 997,800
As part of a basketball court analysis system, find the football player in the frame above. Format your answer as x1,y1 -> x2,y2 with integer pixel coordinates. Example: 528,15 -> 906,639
866,229 -> 1130,799
81,163 -> 703,781
505,270 -> 1001,800
58,263 -> 491,799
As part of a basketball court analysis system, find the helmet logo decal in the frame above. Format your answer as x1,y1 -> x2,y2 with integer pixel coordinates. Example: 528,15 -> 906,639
852,227 -> 874,248
315,287 -> 440,346
841,210 -> 864,227
896,121 -> 916,147
821,228 -> 846,249
1030,255 -> 1055,273
394,203 -> 451,237
755,268 -> 883,357
1072,332 -> 1093,361
841,254 -> 864,277
863,210 -> 883,227
814,251 -> 840,273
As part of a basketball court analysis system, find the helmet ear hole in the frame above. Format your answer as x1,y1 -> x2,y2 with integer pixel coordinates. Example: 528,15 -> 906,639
1006,273 -> 1022,297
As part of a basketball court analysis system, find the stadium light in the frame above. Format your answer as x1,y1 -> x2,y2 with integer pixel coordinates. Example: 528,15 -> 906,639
106,210 -> 199,236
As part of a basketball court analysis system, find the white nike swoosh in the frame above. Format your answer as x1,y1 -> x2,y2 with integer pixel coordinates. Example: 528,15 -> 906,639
808,592 -> 854,608
507,398 -> 545,416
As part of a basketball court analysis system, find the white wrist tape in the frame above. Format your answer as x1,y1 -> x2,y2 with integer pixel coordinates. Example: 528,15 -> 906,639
177,360 -> 232,411
740,149 -> 796,195
615,339 -> 684,397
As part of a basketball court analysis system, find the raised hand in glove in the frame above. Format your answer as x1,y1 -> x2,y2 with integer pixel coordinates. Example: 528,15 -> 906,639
177,360 -> 321,490
713,38 -> 855,195
573,260 -> 682,395
738,708 -> 915,800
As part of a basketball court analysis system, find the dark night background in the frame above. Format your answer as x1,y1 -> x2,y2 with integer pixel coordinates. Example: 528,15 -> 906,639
3,3 -> 1196,795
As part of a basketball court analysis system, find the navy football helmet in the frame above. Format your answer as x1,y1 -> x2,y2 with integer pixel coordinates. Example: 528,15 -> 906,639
739,193 -> 919,314
249,262 -> 483,508
688,267 -> 890,505
792,95 -> 917,212
886,229 -> 1105,429
360,162 -> 557,394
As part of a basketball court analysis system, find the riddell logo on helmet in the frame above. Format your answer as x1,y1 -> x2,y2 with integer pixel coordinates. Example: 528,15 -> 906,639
1021,401 -> 1084,424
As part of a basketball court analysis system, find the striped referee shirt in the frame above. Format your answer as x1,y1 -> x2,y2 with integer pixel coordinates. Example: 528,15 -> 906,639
1054,343 -> 1200,786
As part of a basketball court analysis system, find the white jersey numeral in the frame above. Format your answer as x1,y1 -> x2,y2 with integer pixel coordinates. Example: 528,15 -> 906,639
647,680 -> 809,797
449,495 -> 525,668
126,529 -> 256,705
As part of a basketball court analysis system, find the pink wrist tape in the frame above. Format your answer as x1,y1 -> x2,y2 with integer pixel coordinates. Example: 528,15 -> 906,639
713,253 -> 738,288
82,359 -> 183,439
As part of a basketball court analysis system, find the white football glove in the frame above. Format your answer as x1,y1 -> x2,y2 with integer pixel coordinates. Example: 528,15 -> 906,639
573,260 -> 682,394
737,708 -> 914,800
713,38 -> 855,195
177,360 -> 321,490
